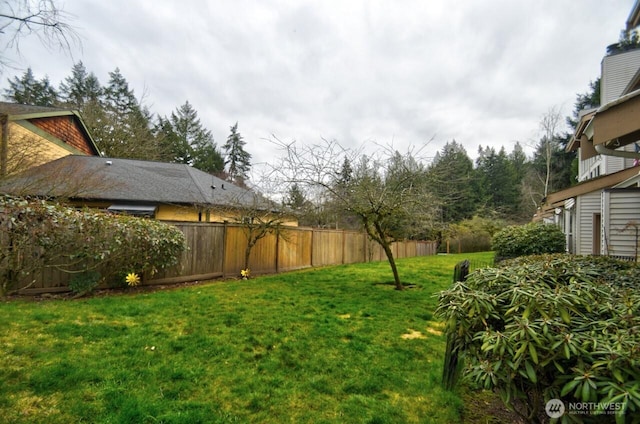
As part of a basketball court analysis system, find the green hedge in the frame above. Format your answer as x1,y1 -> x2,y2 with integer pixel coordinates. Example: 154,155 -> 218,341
437,254 -> 640,422
491,222 -> 565,259
0,196 -> 186,296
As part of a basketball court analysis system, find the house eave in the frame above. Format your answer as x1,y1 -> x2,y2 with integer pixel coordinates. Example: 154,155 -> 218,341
537,167 -> 640,220
7,108 -> 101,156
589,89 -> 640,149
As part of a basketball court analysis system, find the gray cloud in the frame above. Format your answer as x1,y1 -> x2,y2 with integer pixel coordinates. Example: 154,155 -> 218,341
2,0 -> 632,166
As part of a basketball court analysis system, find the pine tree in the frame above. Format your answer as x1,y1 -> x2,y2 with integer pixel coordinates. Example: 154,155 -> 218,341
427,140 -> 477,222
92,68 -> 162,159
3,68 -> 58,106
284,183 -> 307,210
103,68 -> 139,116
475,146 -> 520,218
223,122 -> 251,186
58,61 -> 102,109
566,79 -> 600,131
157,101 -> 223,173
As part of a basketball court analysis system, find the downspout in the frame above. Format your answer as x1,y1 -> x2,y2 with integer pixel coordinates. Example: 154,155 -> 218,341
594,143 -> 640,159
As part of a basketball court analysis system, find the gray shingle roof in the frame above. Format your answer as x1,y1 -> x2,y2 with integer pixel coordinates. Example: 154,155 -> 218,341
0,102 -> 68,116
1,155 -> 264,209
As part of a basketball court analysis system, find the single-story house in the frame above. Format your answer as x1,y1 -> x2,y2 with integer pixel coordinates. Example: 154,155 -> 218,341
0,155 -> 297,225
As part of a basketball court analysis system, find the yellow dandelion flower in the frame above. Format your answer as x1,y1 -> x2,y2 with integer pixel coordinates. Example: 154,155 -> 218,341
240,269 -> 250,279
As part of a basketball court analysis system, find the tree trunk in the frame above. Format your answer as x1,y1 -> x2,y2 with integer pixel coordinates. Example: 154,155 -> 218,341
362,218 -> 404,290
382,241 -> 403,290
243,245 -> 251,271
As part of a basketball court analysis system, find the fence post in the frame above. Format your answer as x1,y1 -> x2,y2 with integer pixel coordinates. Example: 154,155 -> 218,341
222,221 -> 228,277
442,259 -> 470,390
275,225 -> 280,273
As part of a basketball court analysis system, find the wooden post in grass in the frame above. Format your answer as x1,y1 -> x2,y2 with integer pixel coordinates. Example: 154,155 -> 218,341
442,260 -> 469,390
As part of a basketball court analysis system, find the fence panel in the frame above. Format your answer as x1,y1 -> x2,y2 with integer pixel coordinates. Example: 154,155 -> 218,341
312,229 -> 344,266
9,219 -> 438,294
343,231 -> 367,264
149,223 -> 225,284
278,227 -> 313,272
223,225 -> 278,277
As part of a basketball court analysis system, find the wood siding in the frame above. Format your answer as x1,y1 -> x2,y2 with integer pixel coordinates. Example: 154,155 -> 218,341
11,223 -> 437,294
7,123 -> 73,172
30,116 -> 95,155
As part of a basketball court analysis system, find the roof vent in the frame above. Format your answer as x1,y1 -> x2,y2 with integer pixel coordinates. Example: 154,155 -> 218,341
106,160 -> 113,166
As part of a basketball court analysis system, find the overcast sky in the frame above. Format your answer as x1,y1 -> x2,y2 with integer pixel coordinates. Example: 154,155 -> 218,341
1,0 -> 635,169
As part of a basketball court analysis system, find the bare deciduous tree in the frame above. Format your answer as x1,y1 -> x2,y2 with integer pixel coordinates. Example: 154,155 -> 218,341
270,137 -> 437,290
538,106 -> 563,199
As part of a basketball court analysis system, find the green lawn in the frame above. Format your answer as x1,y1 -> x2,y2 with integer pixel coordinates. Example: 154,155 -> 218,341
0,252 -> 494,424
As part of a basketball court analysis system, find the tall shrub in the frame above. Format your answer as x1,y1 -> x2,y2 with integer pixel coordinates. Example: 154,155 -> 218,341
491,222 -> 565,259
437,254 -> 640,423
446,215 -> 506,253
0,196 -> 185,296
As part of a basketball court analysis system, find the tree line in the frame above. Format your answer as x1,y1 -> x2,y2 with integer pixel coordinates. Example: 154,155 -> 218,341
2,63 -> 252,186
3,62 -> 599,235
271,76 -> 598,265
279,119 -> 581,232
0,59 -> 602,290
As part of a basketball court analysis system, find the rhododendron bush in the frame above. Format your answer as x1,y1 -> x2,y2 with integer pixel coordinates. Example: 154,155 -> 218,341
0,196 -> 185,296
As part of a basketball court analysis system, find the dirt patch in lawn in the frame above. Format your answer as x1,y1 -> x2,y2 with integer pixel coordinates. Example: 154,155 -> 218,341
401,329 -> 426,339
461,389 -> 525,424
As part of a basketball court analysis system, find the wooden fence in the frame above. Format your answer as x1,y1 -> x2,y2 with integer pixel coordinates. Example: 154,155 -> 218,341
15,222 -> 437,294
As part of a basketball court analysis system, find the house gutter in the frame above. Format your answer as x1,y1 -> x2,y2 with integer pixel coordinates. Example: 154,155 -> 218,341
583,90 -> 640,159
594,143 -> 640,159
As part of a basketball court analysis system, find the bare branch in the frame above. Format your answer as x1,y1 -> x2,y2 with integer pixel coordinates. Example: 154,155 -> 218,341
0,0 -> 80,71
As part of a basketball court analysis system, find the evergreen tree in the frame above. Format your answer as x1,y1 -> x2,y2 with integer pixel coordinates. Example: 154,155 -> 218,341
509,142 -> 528,182
3,67 -> 58,106
157,101 -> 223,173
509,142 -> 536,220
193,141 -> 224,175
426,140 -> 477,223
337,155 -> 353,185
475,146 -> 520,218
223,122 -> 251,186
566,78 -> 600,132
103,68 -> 138,117
94,68 -> 163,159
284,183 -> 307,211
58,61 -> 102,109
531,136 -> 573,194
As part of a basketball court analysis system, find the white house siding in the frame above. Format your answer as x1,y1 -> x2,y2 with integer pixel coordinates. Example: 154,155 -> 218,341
562,203 -> 577,254
603,188 -> 640,258
603,154 -> 625,175
601,49 -> 640,103
578,153 -> 601,182
576,191 -> 602,255
578,145 -> 638,183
